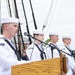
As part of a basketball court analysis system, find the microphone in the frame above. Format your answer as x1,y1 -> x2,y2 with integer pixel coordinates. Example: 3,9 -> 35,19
50,43 -> 59,50
24,32 -> 30,36
49,43 -> 56,51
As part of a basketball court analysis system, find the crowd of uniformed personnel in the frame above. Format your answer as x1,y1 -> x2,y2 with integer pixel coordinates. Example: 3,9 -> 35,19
0,17 -> 75,75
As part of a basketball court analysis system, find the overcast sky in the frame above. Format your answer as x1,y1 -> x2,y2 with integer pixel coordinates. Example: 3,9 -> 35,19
1,0 -> 75,49
25,0 -> 75,49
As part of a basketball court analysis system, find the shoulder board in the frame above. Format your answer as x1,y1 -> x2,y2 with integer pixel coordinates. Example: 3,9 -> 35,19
0,43 -> 5,46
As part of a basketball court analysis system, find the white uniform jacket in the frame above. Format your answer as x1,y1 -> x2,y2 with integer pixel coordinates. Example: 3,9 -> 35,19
60,45 -> 75,75
26,42 -> 46,62
0,35 -> 29,75
44,42 -> 60,59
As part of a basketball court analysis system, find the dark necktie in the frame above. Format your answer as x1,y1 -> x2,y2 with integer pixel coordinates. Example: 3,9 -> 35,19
34,43 -> 46,60
65,46 -> 73,56
4,39 -> 21,61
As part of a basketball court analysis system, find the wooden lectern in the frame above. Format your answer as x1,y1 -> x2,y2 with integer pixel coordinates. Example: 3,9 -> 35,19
12,54 -> 68,75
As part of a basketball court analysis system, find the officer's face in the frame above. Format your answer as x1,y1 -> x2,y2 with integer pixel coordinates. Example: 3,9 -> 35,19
39,34 -> 44,41
63,38 -> 71,45
6,22 -> 19,37
53,35 -> 59,43
50,35 -> 59,43
36,34 -> 44,41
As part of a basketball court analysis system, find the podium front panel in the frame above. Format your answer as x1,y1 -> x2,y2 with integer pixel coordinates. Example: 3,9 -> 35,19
12,58 -> 63,75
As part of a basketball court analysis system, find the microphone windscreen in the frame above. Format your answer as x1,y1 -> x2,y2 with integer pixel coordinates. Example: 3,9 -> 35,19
24,32 -> 28,36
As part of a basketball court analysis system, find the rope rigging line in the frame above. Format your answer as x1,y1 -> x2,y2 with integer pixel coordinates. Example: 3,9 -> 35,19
44,0 -> 59,39
42,0 -> 54,30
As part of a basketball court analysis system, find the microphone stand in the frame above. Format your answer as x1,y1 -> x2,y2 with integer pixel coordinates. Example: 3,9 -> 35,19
26,33 -> 48,45
24,32 -> 72,57
49,44 -> 55,58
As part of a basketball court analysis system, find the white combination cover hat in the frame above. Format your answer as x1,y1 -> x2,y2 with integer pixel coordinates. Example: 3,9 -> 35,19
33,29 -> 44,35
49,32 -> 59,36
1,17 -> 19,25
62,36 -> 71,39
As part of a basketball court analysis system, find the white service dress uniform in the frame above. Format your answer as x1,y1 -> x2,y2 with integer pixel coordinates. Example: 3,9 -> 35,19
45,42 -> 60,59
0,35 -> 29,75
60,45 -> 75,75
26,42 -> 46,62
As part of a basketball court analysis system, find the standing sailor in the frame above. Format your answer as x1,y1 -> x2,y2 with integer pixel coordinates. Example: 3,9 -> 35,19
26,29 -> 46,61
60,36 -> 75,75
0,17 -> 29,75
45,32 -> 60,59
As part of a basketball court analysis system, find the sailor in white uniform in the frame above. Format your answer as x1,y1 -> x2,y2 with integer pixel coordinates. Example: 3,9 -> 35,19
45,32 -> 60,59
0,17 -> 29,75
60,36 -> 75,75
26,29 -> 46,61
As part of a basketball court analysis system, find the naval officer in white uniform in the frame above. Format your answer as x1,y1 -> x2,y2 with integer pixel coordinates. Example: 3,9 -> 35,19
60,36 -> 75,75
0,17 -> 30,75
45,32 -> 60,59
26,29 -> 46,61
